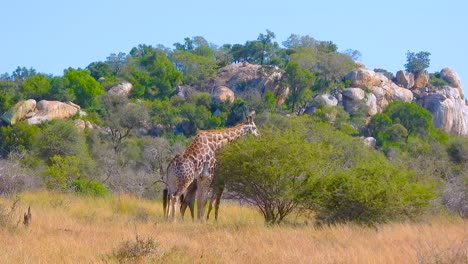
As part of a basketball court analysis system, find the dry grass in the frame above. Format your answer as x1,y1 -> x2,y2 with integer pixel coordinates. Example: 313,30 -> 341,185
0,191 -> 466,264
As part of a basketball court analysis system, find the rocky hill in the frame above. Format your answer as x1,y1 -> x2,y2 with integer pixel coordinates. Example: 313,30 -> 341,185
2,63 -> 467,136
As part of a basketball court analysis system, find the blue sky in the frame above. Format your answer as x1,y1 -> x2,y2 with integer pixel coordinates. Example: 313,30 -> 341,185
1,0 -> 467,95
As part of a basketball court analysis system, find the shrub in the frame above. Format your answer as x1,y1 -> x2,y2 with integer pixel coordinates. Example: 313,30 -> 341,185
305,160 -> 436,225
70,179 -> 109,197
43,155 -> 82,190
0,122 -> 39,157
217,127 -> 311,224
429,72 -> 450,88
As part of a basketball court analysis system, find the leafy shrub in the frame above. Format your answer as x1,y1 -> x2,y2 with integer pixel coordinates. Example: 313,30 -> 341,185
429,72 -> 450,88
306,161 -> 436,225
368,101 -> 447,149
70,179 -> 109,197
0,122 -> 39,157
218,116 -> 435,225
43,155 -> 81,190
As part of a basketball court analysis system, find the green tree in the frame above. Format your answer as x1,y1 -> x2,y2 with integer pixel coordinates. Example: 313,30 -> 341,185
284,61 -> 315,113
87,61 -> 112,80
106,52 -> 127,76
217,125 -> 314,224
127,45 -> 182,99
21,74 -> 51,100
100,94 -> 150,153
404,51 -> 431,74
0,79 -> 20,112
257,29 -> 277,65
172,50 -> 217,90
177,102 -> 221,136
64,68 -> 104,108
11,66 -> 37,84
48,76 -> 75,102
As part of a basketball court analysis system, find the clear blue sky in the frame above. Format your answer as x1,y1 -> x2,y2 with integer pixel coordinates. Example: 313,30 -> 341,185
1,0 -> 467,95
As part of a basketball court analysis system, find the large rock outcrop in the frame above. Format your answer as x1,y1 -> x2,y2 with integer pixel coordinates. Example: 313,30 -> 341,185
1,99 -> 37,125
440,68 -> 464,99
396,70 -> 415,89
314,94 -> 338,107
344,68 -> 413,114
107,82 -> 133,97
211,86 -> 235,104
415,87 -> 468,136
27,100 -> 82,125
413,72 -> 429,89
214,62 -> 289,104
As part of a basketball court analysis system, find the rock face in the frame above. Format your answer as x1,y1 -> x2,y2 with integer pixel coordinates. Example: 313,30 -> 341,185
415,87 -> 468,136
341,88 -> 378,116
344,68 -> 413,114
211,86 -> 235,103
440,68 -> 464,99
314,94 -> 338,107
344,68 -> 379,89
413,72 -> 429,89
107,82 -> 133,97
74,119 -> 95,130
214,62 -> 289,104
27,100 -> 82,125
1,99 -> 37,125
396,71 -> 415,89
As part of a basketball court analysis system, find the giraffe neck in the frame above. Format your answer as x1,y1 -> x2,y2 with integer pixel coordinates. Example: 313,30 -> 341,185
198,123 -> 247,151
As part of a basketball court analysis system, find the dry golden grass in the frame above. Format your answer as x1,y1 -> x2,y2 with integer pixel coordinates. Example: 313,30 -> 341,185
0,191 -> 467,263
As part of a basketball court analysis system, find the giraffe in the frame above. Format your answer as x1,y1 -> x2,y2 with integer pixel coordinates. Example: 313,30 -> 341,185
164,116 -> 259,222
180,179 -> 224,221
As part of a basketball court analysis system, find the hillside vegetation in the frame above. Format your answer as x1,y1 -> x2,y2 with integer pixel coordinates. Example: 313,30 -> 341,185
1,31 -> 467,225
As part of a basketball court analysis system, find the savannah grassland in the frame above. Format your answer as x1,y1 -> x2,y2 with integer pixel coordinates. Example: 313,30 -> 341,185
0,191 -> 466,264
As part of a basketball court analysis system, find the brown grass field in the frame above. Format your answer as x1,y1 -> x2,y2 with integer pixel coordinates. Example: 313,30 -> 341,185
0,191 -> 466,264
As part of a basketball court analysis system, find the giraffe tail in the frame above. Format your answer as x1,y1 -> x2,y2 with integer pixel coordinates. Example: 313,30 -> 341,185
162,187 -> 168,216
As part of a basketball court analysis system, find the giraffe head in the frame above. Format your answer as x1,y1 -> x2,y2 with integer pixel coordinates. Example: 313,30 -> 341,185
244,116 -> 260,137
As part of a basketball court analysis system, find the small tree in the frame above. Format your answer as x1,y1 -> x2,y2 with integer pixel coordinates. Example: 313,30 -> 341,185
404,51 -> 431,74
285,61 -> 315,113
216,125 -> 314,224
100,94 -> 149,153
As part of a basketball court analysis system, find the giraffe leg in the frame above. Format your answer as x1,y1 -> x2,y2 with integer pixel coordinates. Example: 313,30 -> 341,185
169,194 -> 181,223
180,194 -> 187,220
180,181 -> 197,221
207,191 -> 215,221
214,185 -> 224,221
196,178 -> 210,222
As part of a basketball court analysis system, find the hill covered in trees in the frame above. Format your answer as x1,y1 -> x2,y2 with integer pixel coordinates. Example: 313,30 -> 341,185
1,30 -> 467,223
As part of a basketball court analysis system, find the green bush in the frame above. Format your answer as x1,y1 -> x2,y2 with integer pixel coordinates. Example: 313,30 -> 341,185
429,72 -> 450,88
306,160 -> 436,225
0,121 -> 39,156
70,179 -> 109,197
43,155 -> 82,190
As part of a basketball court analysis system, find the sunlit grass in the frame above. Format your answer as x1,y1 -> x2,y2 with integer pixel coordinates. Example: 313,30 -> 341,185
0,191 -> 466,263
